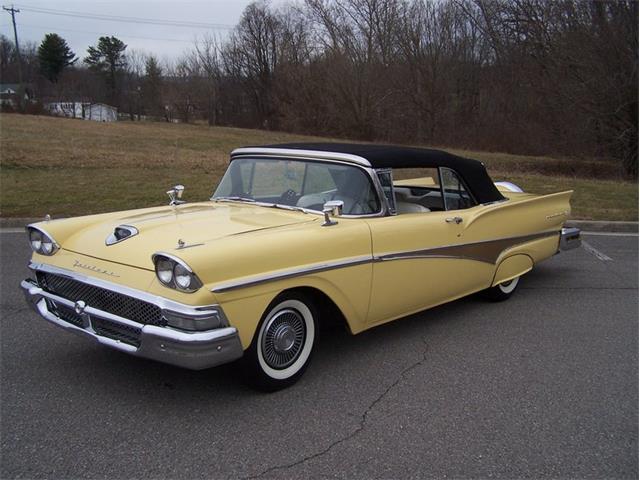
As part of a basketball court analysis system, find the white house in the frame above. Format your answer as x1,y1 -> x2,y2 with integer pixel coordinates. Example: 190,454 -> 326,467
0,84 -> 32,107
86,103 -> 118,122
45,102 -> 118,122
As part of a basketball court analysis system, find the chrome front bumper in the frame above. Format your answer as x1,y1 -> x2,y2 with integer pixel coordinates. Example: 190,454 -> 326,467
559,227 -> 582,251
21,278 -> 244,370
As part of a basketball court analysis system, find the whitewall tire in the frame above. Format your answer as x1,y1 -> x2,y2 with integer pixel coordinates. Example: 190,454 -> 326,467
244,293 -> 318,391
484,276 -> 521,301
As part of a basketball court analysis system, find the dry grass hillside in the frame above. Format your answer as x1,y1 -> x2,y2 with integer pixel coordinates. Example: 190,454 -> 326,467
0,114 -> 636,220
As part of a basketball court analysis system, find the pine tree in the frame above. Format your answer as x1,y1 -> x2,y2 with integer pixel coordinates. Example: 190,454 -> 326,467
37,33 -> 76,83
142,55 -> 163,118
84,36 -> 127,107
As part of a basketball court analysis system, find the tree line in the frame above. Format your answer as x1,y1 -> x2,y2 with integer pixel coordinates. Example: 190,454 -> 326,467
1,0 -> 637,176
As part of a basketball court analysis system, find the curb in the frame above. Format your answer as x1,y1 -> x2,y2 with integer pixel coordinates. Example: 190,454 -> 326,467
0,218 -> 42,228
565,220 -> 638,233
2,217 -> 637,232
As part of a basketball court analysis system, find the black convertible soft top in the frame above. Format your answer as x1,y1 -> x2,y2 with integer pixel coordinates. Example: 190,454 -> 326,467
257,142 -> 504,204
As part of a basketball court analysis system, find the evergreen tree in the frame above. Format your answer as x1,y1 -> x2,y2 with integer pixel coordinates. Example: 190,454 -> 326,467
84,36 -> 127,106
142,55 -> 163,117
37,33 -> 77,83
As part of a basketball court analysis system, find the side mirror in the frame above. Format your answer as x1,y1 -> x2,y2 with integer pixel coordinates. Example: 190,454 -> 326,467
167,184 -> 185,206
322,200 -> 344,226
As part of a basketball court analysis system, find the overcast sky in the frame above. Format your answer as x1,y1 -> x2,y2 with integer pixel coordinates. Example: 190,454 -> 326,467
1,0 -> 293,62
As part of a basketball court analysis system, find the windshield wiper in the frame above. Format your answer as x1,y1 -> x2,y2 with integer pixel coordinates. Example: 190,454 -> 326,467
268,204 -> 308,214
214,196 -> 256,203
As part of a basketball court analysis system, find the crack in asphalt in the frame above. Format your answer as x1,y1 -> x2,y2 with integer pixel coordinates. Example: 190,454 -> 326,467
241,337 -> 430,480
0,304 -> 31,315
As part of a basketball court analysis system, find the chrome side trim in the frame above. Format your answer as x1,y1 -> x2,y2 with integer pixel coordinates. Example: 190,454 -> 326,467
211,231 -> 560,293
28,261 -> 226,322
211,255 -> 373,293
375,230 -> 560,265
231,148 -> 372,167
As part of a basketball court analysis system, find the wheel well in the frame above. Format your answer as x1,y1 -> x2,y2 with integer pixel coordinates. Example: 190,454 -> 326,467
280,286 -> 352,334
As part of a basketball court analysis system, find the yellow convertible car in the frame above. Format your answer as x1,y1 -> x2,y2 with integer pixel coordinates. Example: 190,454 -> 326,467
21,143 -> 581,390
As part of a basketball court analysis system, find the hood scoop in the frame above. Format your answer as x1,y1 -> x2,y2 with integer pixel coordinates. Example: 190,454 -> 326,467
106,225 -> 139,246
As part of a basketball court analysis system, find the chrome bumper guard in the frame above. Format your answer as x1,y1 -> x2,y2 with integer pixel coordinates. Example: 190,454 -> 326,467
21,279 -> 243,370
560,227 -> 581,251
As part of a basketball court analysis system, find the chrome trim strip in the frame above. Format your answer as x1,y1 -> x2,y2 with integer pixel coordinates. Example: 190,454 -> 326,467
376,253 -> 496,265
213,231 -> 560,293
142,324 -> 238,343
211,255 -> 373,293
375,230 -> 560,265
28,261 -> 225,321
231,148 -> 372,167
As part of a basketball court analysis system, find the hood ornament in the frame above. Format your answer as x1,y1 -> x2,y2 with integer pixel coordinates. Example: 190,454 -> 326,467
175,238 -> 204,250
106,225 -> 139,246
167,185 -> 186,206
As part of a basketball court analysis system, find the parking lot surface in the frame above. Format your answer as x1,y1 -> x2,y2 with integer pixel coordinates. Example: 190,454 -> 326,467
1,231 -> 637,479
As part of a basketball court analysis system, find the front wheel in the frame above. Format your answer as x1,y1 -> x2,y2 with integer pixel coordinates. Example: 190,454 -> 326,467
483,276 -> 521,302
243,293 -> 318,391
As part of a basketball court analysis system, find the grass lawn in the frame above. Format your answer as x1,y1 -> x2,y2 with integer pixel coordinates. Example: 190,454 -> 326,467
1,113 -> 637,220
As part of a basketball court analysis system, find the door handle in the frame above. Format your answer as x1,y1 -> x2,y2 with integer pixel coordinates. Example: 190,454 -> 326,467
445,216 -> 463,224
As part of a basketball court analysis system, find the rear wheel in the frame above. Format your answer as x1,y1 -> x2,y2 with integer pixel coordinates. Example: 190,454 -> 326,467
483,276 -> 521,302
243,293 -> 318,391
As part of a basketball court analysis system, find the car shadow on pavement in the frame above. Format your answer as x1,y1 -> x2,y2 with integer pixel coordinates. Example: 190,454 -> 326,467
36,291 -> 483,399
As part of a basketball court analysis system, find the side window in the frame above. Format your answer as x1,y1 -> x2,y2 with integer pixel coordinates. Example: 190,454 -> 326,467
440,167 -> 475,210
376,169 -> 396,214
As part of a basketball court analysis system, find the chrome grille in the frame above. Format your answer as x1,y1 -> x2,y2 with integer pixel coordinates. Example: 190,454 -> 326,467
91,317 -> 141,347
37,272 -> 162,326
46,299 -> 85,328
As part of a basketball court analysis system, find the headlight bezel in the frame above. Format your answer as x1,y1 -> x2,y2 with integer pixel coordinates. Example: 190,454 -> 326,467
27,226 -> 59,256
152,253 -> 203,293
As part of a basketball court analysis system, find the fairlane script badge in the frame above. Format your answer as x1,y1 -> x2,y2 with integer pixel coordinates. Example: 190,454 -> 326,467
73,259 -> 120,277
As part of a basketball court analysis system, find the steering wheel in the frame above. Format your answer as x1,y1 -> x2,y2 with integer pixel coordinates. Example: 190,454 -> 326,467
279,189 -> 297,205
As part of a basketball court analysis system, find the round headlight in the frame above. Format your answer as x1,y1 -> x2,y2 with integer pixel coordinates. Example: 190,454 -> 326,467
41,236 -> 54,255
153,254 -> 202,293
29,229 -> 43,252
174,263 -> 193,290
156,259 -> 174,285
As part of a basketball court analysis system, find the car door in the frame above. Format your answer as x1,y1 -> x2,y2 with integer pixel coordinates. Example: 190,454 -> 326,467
365,168 -> 495,327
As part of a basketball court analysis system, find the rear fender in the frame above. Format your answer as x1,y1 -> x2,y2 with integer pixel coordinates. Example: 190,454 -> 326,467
492,254 -> 533,287
465,190 -> 574,236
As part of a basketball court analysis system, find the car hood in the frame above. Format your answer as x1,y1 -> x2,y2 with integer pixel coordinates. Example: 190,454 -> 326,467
59,202 -> 318,270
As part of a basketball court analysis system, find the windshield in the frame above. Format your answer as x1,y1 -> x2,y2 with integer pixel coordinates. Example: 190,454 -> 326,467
213,158 -> 381,215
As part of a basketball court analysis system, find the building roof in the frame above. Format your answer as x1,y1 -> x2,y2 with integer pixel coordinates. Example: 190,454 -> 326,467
232,142 -> 505,204
0,84 -> 20,92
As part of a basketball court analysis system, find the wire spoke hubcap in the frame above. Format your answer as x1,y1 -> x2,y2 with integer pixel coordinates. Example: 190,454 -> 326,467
261,309 -> 306,370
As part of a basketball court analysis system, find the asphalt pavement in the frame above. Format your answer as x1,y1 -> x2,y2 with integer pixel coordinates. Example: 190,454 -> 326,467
1,231 -> 637,479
